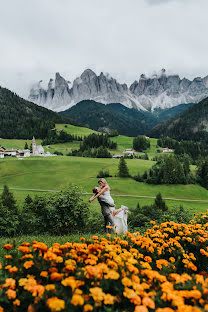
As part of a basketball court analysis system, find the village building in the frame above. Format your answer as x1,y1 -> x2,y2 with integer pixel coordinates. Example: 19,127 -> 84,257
0,152 -> 4,159
4,149 -> 18,156
123,148 -> 137,155
32,137 -> 44,156
162,147 -> 173,153
16,149 -> 31,157
0,145 -> 6,153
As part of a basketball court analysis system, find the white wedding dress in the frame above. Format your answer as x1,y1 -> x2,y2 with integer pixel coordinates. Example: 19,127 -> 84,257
99,190 -> 128,235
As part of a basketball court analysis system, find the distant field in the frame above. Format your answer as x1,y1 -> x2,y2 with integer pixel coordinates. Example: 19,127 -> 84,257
55,124 -> 99,136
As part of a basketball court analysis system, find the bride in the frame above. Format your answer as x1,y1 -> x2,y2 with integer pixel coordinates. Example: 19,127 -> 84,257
89,178 -> 128,234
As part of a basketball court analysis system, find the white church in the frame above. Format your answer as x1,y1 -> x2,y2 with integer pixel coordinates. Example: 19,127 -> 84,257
32,137 -> 56,157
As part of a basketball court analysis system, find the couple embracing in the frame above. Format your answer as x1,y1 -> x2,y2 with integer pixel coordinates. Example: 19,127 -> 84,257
89,178 -> 129,234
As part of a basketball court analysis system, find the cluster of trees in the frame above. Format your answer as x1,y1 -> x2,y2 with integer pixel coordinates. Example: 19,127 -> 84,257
133,154 -> 194,185
70,133 -> 117,158
129,193 -> 192,232
133,136 -> 150,152
0,86 -> 69,139
42,130 -> 83,145
157,136 -> 208,162
0,185 -> 89,237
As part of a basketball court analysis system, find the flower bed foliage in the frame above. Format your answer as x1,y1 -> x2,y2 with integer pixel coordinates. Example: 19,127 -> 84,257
0,214 -> 208,312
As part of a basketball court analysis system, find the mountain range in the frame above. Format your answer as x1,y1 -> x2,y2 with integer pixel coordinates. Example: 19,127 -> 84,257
149,96 -> 208,143
60,100 -> 194,137
29,69 -> 208,112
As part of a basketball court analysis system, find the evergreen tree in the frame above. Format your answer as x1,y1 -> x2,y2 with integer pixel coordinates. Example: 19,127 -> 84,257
1,185 -> 17,212
25,194 -> 33,204
133,136 -> 150,152
118,157 -> 129,177
197,157 -> 208,189
24,142 -> 29,149
183,154 -> 190,177
153,193 -> 168,212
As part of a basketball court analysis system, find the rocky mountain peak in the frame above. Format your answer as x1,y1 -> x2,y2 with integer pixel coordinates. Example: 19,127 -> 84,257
28,69 -> 208,112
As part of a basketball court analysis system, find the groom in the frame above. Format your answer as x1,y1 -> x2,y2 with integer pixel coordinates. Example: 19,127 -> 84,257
92,187 -> 115,233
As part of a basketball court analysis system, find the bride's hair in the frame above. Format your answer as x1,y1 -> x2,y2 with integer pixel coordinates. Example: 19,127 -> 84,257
98,178 -> 107,185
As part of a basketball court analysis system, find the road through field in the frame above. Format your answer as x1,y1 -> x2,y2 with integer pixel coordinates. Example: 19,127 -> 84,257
1,187 -> 208,203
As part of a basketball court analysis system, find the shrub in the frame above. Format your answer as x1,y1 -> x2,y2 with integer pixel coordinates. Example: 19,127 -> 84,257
96,170 -> 112,178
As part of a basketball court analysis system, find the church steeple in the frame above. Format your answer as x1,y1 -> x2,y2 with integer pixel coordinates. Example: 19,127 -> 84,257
32,137 -> 36,155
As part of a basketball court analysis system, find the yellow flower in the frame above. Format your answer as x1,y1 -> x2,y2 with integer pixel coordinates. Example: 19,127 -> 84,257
71,294 -> 84,306
46,297 -> 65,311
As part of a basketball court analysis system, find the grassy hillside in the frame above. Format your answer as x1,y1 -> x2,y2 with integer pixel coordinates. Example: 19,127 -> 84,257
0,86 -> 70,139
55,124 -> 99,137
149,96 -> 208,142
0,157 -> 208,215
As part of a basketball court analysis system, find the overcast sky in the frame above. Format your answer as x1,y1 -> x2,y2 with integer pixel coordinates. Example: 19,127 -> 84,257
0,0 -> 208,97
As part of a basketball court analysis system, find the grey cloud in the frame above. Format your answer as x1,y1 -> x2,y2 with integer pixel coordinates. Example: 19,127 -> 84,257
0,0 -> 208,98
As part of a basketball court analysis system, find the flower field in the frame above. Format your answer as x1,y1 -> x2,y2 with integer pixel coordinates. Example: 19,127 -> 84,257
0,214 -> 208,312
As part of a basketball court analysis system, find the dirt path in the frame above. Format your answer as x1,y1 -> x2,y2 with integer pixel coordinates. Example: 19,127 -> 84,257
0,187 -> 208,202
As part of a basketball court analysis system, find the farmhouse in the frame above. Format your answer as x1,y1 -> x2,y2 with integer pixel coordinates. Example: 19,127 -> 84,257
4,149 -> 18,156
16,149 -> 31,157
123,148 -> 137,155
162,147 -> 173,153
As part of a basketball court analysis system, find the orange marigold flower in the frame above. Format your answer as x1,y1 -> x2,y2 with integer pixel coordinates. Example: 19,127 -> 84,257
13,299 -> 20,306
83,304 -> 93,312
104,294 -> 116,305
45,284 -> 56,291
134,305 -> 149,312
3,244 -> 12,250
40,271 -> 48,278
142,296 -> 155,309
46,297 -> 65,311
23,261 -> 34,269
8,266 -> 18,274
18,246 -> 32,253
156,308 -> 175,312
21,242 -> 30,246
0,306 -> 3,312
130,296 -> 141,305
27,304 -> 35,312
80,237 -> 86,241
144,256 -> 152,263
6,289 -> 16,299
150,221 -> 156,224
4,255 -> 13,259
106,234 -> 111,238
169,257 -> 175,263
122,277 -> 132,287
92,235 -> 99,240
50,272 -> 63,282
71,294 -> 84,306
3,278 -> 16,289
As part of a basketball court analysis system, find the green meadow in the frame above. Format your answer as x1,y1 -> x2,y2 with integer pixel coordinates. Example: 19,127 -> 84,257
0,156 -> 208,214
0,125 -> 208,216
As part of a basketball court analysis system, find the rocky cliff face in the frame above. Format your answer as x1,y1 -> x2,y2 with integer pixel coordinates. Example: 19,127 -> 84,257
29,69 -> 208,112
